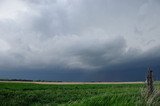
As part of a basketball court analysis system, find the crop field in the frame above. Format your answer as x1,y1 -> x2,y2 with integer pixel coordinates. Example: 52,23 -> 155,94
0,82 -> 160,106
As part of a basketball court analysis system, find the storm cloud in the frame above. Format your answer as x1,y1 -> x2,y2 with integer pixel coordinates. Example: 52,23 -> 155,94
0,0 -> 160,81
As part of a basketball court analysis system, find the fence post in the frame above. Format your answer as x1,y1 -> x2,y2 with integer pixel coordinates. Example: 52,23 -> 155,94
147,68 -> 154,97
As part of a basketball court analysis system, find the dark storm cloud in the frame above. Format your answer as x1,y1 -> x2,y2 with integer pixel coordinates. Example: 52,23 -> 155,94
94,46 -> 160,81
0,0 -> 160,81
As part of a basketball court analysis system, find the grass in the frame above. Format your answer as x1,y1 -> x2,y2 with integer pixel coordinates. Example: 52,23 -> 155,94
0,82 -> 158,106
63,93 -> 144,106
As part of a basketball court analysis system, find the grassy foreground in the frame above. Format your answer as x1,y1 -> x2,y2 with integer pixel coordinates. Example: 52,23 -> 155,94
0,82 -> 159,106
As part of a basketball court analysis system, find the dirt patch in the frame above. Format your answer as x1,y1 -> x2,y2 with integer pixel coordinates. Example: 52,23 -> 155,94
33,81 -> 144,85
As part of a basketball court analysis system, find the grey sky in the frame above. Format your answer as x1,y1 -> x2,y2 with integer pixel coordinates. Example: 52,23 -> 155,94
0,0 -> 160,81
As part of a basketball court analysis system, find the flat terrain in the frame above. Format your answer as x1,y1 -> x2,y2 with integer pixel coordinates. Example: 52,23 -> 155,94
0,81 -> 159,106
0,81 -> 144,84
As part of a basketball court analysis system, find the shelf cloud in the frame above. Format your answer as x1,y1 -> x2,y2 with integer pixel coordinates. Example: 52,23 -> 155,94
0,0 -> 160,81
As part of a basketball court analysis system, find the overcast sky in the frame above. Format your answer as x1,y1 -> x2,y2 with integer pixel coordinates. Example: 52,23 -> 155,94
0,0 -> 160,81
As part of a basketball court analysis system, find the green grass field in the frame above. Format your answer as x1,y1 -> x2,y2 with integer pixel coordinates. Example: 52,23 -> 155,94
0,82 -> 159,106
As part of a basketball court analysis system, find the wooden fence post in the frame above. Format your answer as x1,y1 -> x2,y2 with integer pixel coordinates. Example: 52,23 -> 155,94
147,68 -> 154,97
